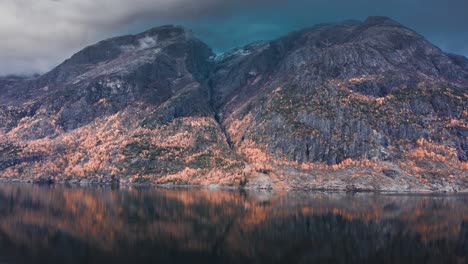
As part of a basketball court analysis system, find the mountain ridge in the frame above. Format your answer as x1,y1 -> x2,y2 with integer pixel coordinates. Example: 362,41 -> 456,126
0,16 -> 466,192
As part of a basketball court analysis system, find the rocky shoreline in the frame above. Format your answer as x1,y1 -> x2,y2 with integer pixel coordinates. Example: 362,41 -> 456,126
0,176 -> 465,193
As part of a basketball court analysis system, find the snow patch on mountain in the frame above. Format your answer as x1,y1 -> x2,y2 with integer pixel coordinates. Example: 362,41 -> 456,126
138,35 -> 159,50
213,41 -> 270,63
121,35 -> 159,52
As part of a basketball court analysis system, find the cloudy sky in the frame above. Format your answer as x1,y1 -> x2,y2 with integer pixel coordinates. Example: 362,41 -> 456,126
1,0 -> 467,75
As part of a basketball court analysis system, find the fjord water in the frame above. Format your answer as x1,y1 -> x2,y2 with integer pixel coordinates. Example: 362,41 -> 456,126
0,184 -> 466,264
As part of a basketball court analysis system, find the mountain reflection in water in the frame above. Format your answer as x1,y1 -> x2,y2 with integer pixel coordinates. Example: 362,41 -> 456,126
0,184 -> 466,264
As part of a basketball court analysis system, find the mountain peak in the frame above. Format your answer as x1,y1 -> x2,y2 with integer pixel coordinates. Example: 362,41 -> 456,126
33,24 -> 205,87
139,24 -> 194,40
1,17 -> 467,192
364,16 -> 401,26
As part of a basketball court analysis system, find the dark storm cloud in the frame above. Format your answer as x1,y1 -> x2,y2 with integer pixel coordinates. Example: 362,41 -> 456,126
1,0 -> 467,75
0,0 -> 264,75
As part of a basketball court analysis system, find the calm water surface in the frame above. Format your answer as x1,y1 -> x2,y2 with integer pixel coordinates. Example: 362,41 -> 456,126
0,184 -> 466,264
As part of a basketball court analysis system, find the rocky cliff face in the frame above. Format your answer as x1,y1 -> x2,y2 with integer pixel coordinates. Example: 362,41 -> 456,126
0,17 -> 466,191
0,25 -> 245,186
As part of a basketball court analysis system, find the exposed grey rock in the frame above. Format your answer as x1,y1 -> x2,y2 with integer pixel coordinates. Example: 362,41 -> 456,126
214,16 -> 467,167
0,17 -> 467,191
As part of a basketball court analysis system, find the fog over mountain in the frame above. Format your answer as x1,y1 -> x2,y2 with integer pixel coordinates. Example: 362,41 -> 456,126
1,0 -> 468,75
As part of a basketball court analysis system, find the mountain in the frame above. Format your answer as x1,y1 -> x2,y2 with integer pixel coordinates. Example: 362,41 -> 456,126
0,17 -> 466,191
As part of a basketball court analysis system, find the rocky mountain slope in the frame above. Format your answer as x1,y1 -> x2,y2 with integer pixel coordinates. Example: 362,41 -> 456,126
0,17 -> 466,191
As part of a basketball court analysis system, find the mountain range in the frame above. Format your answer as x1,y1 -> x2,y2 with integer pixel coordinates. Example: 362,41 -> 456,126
0,16 -> 466,192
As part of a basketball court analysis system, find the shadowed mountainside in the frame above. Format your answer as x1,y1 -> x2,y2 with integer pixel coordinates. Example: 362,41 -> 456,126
0,17 -> 467,191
